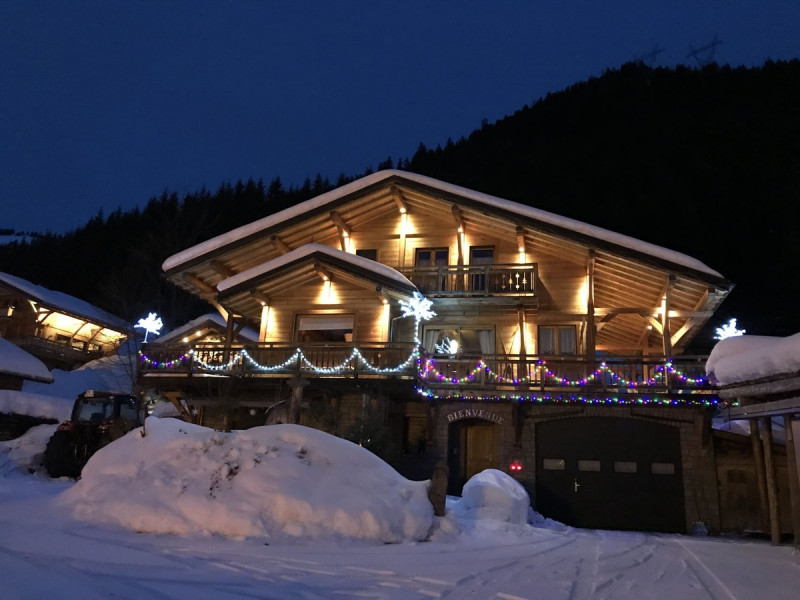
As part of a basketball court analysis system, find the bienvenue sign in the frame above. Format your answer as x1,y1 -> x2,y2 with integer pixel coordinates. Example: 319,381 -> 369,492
445,409 -> 504,424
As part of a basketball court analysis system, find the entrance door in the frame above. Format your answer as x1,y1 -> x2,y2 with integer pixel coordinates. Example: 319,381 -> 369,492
535,417 -> 685,532
447,420 -> 496,494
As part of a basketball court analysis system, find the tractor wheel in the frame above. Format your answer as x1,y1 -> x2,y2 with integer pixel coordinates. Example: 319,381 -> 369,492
42,431 -> 83,479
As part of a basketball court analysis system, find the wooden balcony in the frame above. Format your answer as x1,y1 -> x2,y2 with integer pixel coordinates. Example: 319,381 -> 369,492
139,342 -> 421,380
396,263 -> 536,297
419,353 -> 719,402
139,342 -> 720,404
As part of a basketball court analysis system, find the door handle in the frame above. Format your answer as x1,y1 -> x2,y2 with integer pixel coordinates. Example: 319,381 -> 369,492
574,478 -> 580,493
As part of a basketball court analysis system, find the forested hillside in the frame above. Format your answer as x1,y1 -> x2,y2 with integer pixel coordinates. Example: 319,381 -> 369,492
1,60 -> 797,347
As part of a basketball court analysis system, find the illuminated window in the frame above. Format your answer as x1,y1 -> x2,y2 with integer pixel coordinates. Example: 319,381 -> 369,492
538,326 -> 577,355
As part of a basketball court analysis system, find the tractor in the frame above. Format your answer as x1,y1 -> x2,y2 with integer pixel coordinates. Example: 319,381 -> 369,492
42,390 -> 144,478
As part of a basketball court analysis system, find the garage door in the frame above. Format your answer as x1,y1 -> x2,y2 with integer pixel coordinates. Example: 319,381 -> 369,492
535,417 -> 685,532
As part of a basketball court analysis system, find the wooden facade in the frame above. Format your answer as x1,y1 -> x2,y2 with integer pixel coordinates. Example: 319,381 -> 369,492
0,272 -> 131,370
143,170 -> 734,533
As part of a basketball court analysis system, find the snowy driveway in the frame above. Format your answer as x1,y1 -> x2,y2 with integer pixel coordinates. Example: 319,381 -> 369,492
1,476 -> 799,600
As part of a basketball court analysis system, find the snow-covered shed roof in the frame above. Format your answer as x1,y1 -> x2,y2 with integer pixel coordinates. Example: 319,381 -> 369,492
217,244 -> 417,294
0,338 -> 53,384
707,333 -> 800,387
164,170 -> 724,281
151,313 -> 259,345
0,272 -> 131,334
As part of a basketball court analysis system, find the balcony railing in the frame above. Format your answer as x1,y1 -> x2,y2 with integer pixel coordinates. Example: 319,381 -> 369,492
419,353 -> 715,396
139,342 -> 420,379
139,342 -> 716,400
396,263 -> 536,297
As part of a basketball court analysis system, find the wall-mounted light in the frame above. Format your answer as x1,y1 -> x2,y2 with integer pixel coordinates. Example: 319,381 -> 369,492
509,460 -> 523,472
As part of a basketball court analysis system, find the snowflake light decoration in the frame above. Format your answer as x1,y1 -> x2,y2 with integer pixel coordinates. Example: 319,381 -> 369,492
714,318 -> 745,341
135,312 -> 164,342
399,292 -> 436,345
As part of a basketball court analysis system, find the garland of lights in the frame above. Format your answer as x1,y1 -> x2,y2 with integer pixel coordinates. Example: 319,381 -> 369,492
140,293 -> 435,376
418,358 -> 709,388
414,387 -> 732,408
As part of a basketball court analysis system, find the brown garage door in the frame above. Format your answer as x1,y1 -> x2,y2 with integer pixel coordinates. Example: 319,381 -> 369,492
535,417 -> 685,532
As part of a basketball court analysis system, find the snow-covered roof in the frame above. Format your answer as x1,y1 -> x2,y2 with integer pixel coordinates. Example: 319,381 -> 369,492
706,333 -> 800,386
0,271 -> 131,333
153,313 -> 259,345
217,243 -> 417,293
0,338 -> 53,383
164,170 -> 722,280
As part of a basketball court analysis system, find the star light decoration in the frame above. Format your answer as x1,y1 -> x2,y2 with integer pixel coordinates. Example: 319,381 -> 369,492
398,292 -> 436,344
714,318 -> 745,341
135,312 -> 163,342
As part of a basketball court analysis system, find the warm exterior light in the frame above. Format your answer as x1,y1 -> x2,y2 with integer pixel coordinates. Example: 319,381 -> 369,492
399,206 -> 407,214
182,336 -> 189,343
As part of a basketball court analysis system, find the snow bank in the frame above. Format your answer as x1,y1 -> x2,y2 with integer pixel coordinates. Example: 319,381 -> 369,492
64,418 -> 434,543
706,332 -> 800,385
449,469 -> 531,525
0,423 -> 57,476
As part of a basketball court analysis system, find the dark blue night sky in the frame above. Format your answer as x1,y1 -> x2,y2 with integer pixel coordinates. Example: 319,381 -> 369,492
2,1 -> 798,234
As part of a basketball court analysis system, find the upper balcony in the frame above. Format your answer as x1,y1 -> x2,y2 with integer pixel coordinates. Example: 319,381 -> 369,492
396,263 -> 536,297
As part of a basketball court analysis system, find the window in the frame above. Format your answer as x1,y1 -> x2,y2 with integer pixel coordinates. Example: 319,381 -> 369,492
542,458 -> 566,470
296,314 -> 354,343
422,327 -> 495,356
578,459 -> 601,472
614,461 -> 638,474
356,248 -> 378,261
415,248 -> 449,267
414,248 -> 449,293
538,326 -> 577,355
469,246 -> 494,290
651,462 -> 676,475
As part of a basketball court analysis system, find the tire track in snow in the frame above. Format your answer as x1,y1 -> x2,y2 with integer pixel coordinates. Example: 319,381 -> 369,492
673,538 -> 739,600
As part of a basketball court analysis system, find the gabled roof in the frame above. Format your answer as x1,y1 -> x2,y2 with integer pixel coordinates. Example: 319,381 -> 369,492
216,244 -> 417,320
0,338 -> 53,383
217,244 -> 416,295
152,313 -> 259,345
163,170 -> 725,283
0,271 -> 132,334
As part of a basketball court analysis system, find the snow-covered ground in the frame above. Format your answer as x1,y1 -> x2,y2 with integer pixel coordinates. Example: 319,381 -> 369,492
1,420 -> 799,600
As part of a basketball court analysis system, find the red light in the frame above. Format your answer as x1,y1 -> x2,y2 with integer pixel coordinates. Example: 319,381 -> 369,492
509,461 -> 523,472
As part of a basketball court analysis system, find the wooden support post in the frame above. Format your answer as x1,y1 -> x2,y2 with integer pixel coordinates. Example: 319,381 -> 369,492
785,414 -> 800,547
662,275 -> 675,357
398,214 -> 407,267
586,250 -> 596,364
287,377 -> 308,424
751,418 -> 770,533
761,417 -> 782,544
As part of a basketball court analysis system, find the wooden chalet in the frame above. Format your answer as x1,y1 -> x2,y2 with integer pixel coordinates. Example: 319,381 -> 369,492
0,272 -> 131,370
143,170 -> 733,533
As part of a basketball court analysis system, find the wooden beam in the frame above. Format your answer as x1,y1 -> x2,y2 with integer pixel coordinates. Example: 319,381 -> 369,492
391,185 -> 408,214
270,235 -> 291,255
314,264 -> 333,282
785,414 -> 800,547
662,275 -> 675,356
761,417 -> 782,544
209,259 -> 236,278
451,205 -> 466,233
516,226 -> 526,254
586,250 -> 596,360
184,273 -> 216,295
330,210 -> 351,251
249,289 -> 270,306
751,419 -> 771,533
